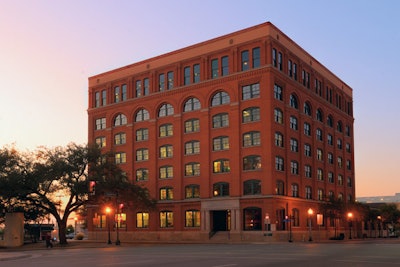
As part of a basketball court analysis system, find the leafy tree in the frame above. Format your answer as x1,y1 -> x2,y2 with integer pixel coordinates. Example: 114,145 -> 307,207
0,143 -> 155,245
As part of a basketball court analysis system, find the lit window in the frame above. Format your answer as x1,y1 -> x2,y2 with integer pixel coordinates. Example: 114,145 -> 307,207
185,162 -> 200,176
136,128 -> 148,141
114,133 -> 126,145
159,124 -> 173,137
159,165 -> 173,179
185,210 -> 201,227
136,212 -> 149,228
136,168 -> 148,181
160,187 -> 173,200
95,136 -> 106,148
213,159 -> 230,173
185,184 -> 200,199
160,211 -> 173,228
213,182 -> 229,197
159,145 -> 173,158
242,107 -> 260,123
115,152 -> 126,164
136,148 -> 149,161
184,119 -> 200,133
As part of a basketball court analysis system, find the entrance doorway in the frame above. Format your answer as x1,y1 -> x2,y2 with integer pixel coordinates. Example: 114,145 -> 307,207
212,210 -> 230,231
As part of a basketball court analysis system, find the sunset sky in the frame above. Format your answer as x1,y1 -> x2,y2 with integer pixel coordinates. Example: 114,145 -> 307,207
1,0 -> 399,197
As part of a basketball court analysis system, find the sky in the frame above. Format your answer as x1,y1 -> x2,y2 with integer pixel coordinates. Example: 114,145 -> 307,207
0,0 -> 399,198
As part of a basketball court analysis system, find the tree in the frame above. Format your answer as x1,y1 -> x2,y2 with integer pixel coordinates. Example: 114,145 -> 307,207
0,143 -> 155,245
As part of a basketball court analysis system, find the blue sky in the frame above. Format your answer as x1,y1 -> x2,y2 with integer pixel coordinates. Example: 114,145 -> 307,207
1,0 -> 399,197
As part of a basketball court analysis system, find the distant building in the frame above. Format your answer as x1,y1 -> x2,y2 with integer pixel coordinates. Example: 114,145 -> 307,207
87,22 -> 355,242
357,193 -> 400,204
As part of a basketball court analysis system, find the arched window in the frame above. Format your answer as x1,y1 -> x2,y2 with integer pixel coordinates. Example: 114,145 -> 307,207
114,113 -> 127,126
304,102 -> 312,116
275,132 -> 284,147
289,94 -> 298,109
337,121 -> 343,132
243,179 -> 261,195
211,91 -> 230,106
135,109 -> 149,122
158,103 -> 174,117
243,207 -> 262,230
183,97 -> 201,112
316,109 -> 323,122
305,186 -> 312,199
327,115 -> 334,127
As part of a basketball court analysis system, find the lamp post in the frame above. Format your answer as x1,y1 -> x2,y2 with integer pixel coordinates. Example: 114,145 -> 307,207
377,216 -> 382,238
74,217 -> 78,238
105,207 -> 112,244
347,212 -> 353,239
308,208 -> 313,242
287,215 -> 293,242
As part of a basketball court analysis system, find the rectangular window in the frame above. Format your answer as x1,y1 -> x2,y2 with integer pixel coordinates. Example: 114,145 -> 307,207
211,58 -> 218,78
185,119 -> 200,133
185,210 -> 200,227
114,86 -> 120,103
212,113 -> 229,128
159,73 -> 165,91
272,48 -> 277,67
241,50 -> 249,71
115,152 -> 126,164
95,136 -> 106,148
160,166 -> 173,179
242,83 -> 260,100
95,92 -> 100,107
136,128 -> 149,141
101,90 -> 107,106
252,47 -> 260,68
121,84 -> 127,101
184,66 -> 191,85
221,56 -> 229,76
136,149 -> 149,161
167,71 -> 174,89
193,64 -> 200,83
136,212 -> 149,228
288,60 -> 292,77
159,124 -> 173,137
278,52 -> 282,71
135,80 -> 142,97
160,211 -> 173,228
95,118 -> 106,130
143,78 -> 149,96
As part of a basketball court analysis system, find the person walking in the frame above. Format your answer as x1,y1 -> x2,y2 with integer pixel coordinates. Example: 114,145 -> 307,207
45,234 -> 53,248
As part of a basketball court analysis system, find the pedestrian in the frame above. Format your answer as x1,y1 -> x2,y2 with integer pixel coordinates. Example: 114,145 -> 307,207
45,234 -> 53,248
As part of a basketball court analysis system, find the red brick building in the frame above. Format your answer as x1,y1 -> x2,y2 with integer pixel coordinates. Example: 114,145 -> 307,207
87,22 -> 354,242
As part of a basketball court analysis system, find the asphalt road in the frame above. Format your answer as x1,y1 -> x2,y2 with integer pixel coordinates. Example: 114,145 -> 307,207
1,240 -> 400,267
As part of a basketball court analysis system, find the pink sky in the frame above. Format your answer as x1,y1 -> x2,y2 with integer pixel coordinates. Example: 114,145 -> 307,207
1,0 -> 399,197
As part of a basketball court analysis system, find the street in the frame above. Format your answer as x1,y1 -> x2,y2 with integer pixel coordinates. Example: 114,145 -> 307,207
1,240 -> 400,267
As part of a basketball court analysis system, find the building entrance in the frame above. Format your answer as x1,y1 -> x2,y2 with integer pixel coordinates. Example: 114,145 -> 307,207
212,210 -> 230,231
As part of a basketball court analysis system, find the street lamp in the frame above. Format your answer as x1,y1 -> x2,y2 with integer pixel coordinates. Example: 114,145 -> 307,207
347,212 -> 353,239
105,207 -> 112,244
308,208 -> 313,242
